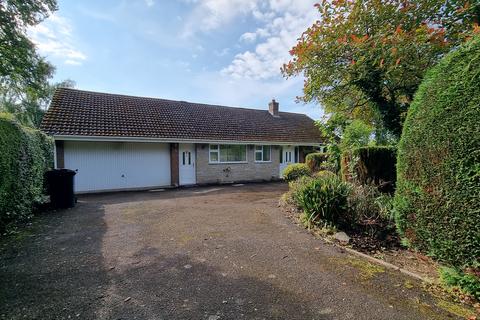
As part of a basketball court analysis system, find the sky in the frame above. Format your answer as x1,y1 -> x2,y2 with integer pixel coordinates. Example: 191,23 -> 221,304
28,0 -> 324,119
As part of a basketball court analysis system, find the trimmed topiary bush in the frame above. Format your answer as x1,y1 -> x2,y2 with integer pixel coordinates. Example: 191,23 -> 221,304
341,146 -> 396,192
0,113 -> 54,232
394,36 -> 480,268
305,152 -> 329,172
282,163 -> 311,182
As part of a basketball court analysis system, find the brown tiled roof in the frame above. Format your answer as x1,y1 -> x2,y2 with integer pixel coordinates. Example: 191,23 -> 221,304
41,88 -> 323,144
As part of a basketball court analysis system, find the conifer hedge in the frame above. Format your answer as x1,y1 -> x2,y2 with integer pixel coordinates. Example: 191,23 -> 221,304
0,113 -> 53,231
394,36 -> 480,268
341,146 -> 397,190
305,152 -> 329,172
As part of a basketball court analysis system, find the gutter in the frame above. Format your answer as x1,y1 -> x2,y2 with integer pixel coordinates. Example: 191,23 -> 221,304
52,134 -> 323,147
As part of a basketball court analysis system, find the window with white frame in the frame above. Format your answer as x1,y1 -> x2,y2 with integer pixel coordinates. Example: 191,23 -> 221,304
209,144 -> 247,163
255,145 -> 271,162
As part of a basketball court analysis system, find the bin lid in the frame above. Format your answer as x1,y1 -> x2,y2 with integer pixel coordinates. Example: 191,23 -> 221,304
46,169 -> 77,176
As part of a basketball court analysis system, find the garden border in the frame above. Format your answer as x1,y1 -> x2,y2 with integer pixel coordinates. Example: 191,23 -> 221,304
342,246 -> 431,283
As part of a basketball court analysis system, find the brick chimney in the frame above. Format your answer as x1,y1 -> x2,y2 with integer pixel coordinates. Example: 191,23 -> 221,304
268,99 -> 279,117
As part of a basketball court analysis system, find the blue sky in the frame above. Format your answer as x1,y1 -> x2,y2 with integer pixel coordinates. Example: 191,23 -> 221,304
28,0 -> 324,119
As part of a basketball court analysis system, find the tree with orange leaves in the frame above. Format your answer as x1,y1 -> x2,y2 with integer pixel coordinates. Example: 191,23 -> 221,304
283,0 -> 479,138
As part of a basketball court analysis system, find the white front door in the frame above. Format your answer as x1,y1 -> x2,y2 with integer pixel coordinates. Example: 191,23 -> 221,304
179,143 -> 196,185
279,146 -> 295,178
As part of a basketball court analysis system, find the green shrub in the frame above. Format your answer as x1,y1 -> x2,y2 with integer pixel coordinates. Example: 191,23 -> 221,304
347,183 -> 396,236
0,113 -> 53,232
282,163 -> 311,182
305,152 -> 329,172
348,184 -> 382,223
374,194 -> 395,222
394,36 -> 480,268
314,170 -> 337,179
341,146 -> 397,193
286,170 -> 396,236
286,175 -> 314,206
340,119 -> 373,151
439,267 -> 480,300
296,175 -> 351,228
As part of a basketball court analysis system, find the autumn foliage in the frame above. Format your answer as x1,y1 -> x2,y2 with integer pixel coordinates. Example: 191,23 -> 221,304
283,0 -> 480,137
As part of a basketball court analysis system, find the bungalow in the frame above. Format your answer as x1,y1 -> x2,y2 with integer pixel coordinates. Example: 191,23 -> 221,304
41,88 -> 323,193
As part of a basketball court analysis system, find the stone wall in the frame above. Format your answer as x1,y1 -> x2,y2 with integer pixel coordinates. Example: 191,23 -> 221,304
195,144 -> 280,184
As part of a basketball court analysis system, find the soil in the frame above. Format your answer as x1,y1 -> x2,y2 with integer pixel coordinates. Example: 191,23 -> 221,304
345,225 -> 441,281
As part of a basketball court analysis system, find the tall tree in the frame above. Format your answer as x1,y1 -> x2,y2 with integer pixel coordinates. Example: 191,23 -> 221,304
283,0 -> 480,138
0,0 -> 62,127
1,79 -> 74,127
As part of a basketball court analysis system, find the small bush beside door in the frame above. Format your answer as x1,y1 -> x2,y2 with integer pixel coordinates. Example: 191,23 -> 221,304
282,163 -> 311,182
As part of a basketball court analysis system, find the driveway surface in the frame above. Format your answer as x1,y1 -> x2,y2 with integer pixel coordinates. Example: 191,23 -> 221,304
0,183 -> 464,319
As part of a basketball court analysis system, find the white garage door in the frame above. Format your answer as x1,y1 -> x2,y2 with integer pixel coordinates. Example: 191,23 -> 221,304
63,141 -> 171,193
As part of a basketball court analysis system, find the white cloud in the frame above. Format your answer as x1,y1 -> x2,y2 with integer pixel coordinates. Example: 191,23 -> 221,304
223,0 -> 318,79
181,0 -> 260,37
193,71 -> 294,104
145,0 -> 155,7
239,32 -> 257,43
182,0 -> 318,79
28,14 -> 87,66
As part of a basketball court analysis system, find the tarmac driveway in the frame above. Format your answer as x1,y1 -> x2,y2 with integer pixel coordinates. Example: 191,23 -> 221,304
0,183 -> 462,319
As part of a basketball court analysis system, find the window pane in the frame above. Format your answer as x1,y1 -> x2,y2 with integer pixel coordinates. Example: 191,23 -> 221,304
219,145 -> 228,162
210,144 -> 218,150
255,145 -> 262,151
229,145 -> 245,162
210,152 -> 218,162
263,146 -> 271,161
219,145 -> 246,162
227,145 -> 236,162
238,145 -> 247,161
255,151 -> 262,161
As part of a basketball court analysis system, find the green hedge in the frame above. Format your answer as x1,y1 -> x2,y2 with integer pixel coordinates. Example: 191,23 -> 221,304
341,146 -> 396,192
0,113 -> 53,231
305,152 -> 329,172
394,36 -> 480,268
282,163 -> 311,182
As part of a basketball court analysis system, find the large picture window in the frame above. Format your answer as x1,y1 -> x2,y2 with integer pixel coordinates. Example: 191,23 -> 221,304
255,145 -> 271,162
209,144 -> 247,163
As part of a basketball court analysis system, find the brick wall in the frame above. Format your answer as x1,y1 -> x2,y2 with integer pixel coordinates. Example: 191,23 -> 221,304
195,144 -> 280,184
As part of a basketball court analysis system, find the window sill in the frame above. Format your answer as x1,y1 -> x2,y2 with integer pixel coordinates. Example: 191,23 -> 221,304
254,161 -> 272,163
209,161 -> 248,165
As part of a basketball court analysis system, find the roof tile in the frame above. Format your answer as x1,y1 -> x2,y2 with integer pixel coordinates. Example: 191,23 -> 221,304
41,88 -> 323,144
